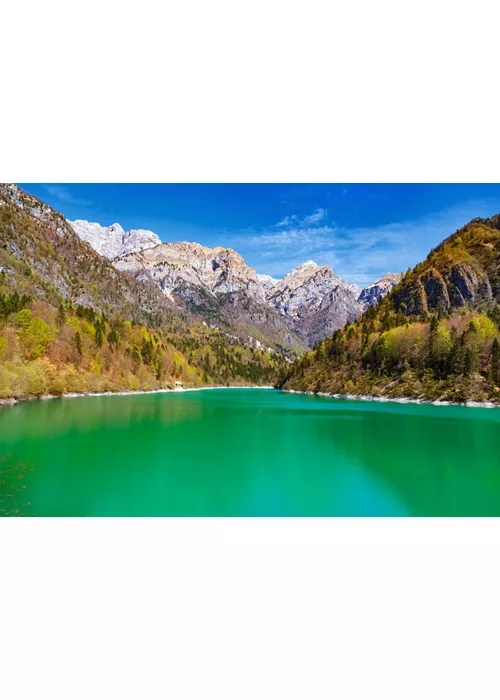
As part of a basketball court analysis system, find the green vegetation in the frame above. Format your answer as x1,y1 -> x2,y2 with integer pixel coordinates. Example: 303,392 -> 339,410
0,186 -> 288,401
0,296 -> 285,400
279,308 -> 500,402
279,215 -> 500,403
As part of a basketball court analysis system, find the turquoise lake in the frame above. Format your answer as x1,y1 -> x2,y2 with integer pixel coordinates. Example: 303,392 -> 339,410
2,388 -> 500,516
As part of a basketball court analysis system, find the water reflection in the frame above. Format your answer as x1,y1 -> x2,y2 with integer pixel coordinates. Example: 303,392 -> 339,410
312,397 -> 500,516
1,390 -> 500,516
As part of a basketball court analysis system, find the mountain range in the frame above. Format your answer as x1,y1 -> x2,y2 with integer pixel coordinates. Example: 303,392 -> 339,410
67,217 -> 401,347
279,213 -> 500,403
0,184 -> 299,398
3,183 -> 500,403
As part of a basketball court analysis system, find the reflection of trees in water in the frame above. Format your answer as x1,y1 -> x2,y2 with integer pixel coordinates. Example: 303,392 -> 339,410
4,393 -> 500,516
1,394 -> 229,516
0,393 -> 205,440
0,455 -> 34,516
318,403 -> 500,516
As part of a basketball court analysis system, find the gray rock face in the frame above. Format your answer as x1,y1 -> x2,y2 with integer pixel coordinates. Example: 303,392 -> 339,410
114,242 -> 263,298
68,220 -> 161,259
1,184 -> 59,226
395,263 -> 495,316
447,265 -> 492,307
263,261 -> 362,344
422,269 -> 450,310
254,262 -> 372,346
70,217 -> 401,347
358,272 -> 402,307
257,274 -> 279,293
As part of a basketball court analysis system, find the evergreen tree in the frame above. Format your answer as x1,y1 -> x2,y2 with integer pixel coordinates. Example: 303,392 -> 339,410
75,331 -> 82,356
464,346 -> 478,377
428,315 -> 439,372
395,310 -> 406,326
491,338 -> 500,385
448,326 -> 460,375
95,322 -> 103,348
107,329 -> 119,349
487,305 -> 500,330
56,303 -> 66,329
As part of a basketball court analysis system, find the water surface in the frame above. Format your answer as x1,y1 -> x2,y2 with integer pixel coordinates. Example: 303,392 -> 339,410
2,388 -> 500,516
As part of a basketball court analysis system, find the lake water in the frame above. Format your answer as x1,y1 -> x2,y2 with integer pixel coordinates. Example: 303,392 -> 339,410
2,388 -> 500,516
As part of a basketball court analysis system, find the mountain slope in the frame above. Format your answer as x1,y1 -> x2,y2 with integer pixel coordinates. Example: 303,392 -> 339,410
392,216 -> 500,315
264,261 -> 362,346
0,184 -> 175,325
0,184 -> 291,399
113,241 -> 307,352
358,272 -> 402,308
279,215 -> 500,403
114,241 -> 264,297
70,216 -> 399,347
116,246 -> 364,347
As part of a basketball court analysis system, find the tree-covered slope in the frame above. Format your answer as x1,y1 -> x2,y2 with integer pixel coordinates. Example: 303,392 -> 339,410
0,291 -> 286,399
278,215 -> 500,403
1,184 -> 306,356
393,214 -> 500,315
0,185 -> 289,399
0,184 -> 180,326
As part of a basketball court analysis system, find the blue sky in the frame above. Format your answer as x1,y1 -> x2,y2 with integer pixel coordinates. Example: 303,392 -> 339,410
20,183 -> 500,287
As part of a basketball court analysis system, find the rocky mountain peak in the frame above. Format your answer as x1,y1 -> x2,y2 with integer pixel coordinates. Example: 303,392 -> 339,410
261,261 -> 363,345
108,223 -> 126,235
257,274 -> 279,292
114,240 -> 262,298
68,219 -> 161,260
286,260 -> 320,277
358,272 -> 402,307
67,209 -> 402,347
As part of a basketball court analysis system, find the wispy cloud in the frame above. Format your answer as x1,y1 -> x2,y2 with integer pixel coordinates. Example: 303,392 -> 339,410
276,215 -> 298,227
229,199 -> 500,286
231,209 -> 335,272
44,185 -> 91,206
276,208 -> 328,228
302,208 -> 327,225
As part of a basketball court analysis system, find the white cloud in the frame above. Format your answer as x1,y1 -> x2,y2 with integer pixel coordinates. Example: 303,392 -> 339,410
276,208 -> 328,229
44,185 -> 91,206
229,198 -> 500,286
302,208 -> 327,225
276,215 -> 298,227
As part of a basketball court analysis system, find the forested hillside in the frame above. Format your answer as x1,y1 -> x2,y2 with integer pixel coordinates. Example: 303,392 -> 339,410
0,185 -> 288,400
279,215 -> 500,403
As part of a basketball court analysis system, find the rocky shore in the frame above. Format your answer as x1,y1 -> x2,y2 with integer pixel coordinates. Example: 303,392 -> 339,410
0,385 -> 275,407
283,389 -> 500,408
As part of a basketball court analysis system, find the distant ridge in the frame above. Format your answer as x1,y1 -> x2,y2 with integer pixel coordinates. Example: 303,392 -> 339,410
69,219 -> 400,346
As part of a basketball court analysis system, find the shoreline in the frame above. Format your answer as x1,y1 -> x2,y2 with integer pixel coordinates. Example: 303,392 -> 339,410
282,389 -> 500,409
4,384 -> 497,409
0,385 -> 275,408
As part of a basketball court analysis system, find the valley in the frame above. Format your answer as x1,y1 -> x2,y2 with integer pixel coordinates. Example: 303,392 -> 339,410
4,182 -> 500,406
